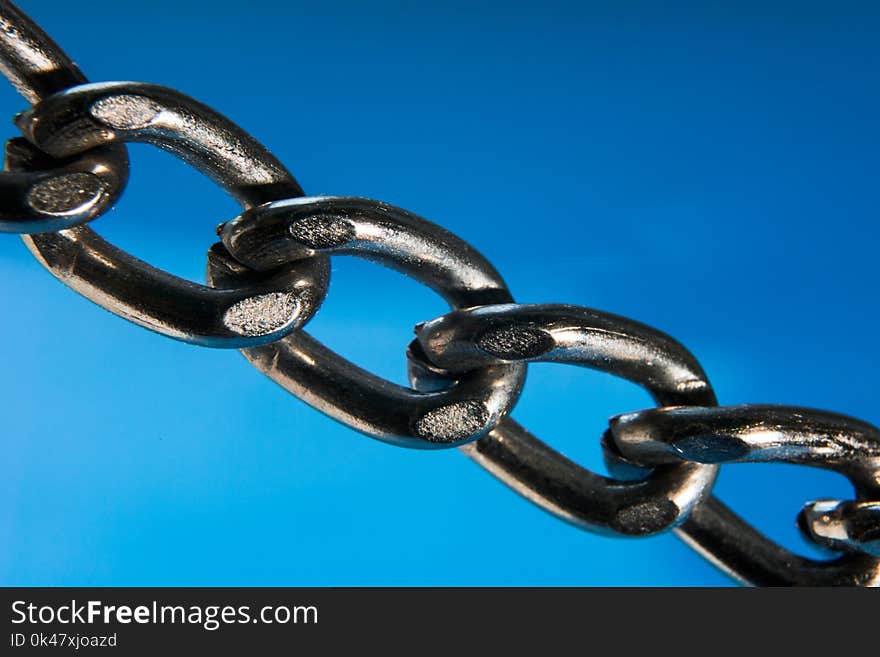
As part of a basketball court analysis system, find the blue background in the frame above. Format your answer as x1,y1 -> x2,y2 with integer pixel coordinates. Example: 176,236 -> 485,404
1,0 -> 878,586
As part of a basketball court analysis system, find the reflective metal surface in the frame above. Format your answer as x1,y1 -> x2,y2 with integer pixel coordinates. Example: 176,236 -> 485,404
12,81 -> 329,346
799,500 -> 880,558
15,81 -> 302,206
609,405 -> 880,584
0,0 -> 128,232
212,196 -> 525,449
3,1 -> 878,586
413,304 -> 719,535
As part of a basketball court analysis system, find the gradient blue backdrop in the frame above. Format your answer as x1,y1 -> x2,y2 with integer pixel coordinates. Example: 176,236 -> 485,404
1,0 -> 878,586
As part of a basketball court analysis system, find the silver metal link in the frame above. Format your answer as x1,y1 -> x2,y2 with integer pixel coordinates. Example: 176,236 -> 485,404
608,405 -> 880,585
680,499 -> 880,586
412,304 -> 719,535
800,500 -> 880,557
15,81 -> 302,206
3,1 -> 879,585
11,81 -> 330,346
211,196 -> 526,449
0,0 -> 128,233
0,1 -> 81,103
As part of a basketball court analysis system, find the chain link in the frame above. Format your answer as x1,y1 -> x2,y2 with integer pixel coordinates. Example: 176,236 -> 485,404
2,0 -> 877,586
609,405 -> 880,585
211,195 -> 525,448
0,1 -> 127,233
411,303 -> 719,534
14,81 -> 330,346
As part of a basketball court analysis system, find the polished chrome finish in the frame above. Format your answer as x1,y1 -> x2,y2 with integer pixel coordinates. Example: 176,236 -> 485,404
0,1 -> 82,103
211,196 -> 525,449
800,500 -> 880,558
2,137 -> 127,233
413,304 -> 719,535
608,405 -> 880,483
416,304 -> 717,406
15,81 -> 303,206
13,81 -> 329,346
609,404 -> 880,584
221,196 -> 513,306
681,499 -> 880,586
0,0 -> 128,232
4,2 -> 879,586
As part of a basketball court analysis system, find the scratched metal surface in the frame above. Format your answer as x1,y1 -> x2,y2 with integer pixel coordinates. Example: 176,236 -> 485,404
1,0 -> 878,585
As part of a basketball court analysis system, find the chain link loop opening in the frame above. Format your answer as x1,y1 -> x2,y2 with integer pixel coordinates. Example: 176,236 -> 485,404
2,0 -> 878,585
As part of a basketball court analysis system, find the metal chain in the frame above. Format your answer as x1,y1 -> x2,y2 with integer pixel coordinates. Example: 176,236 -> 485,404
2,1 -> 877,586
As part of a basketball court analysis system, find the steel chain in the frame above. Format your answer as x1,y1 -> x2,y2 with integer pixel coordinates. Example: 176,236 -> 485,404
2,1 -> 878,586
